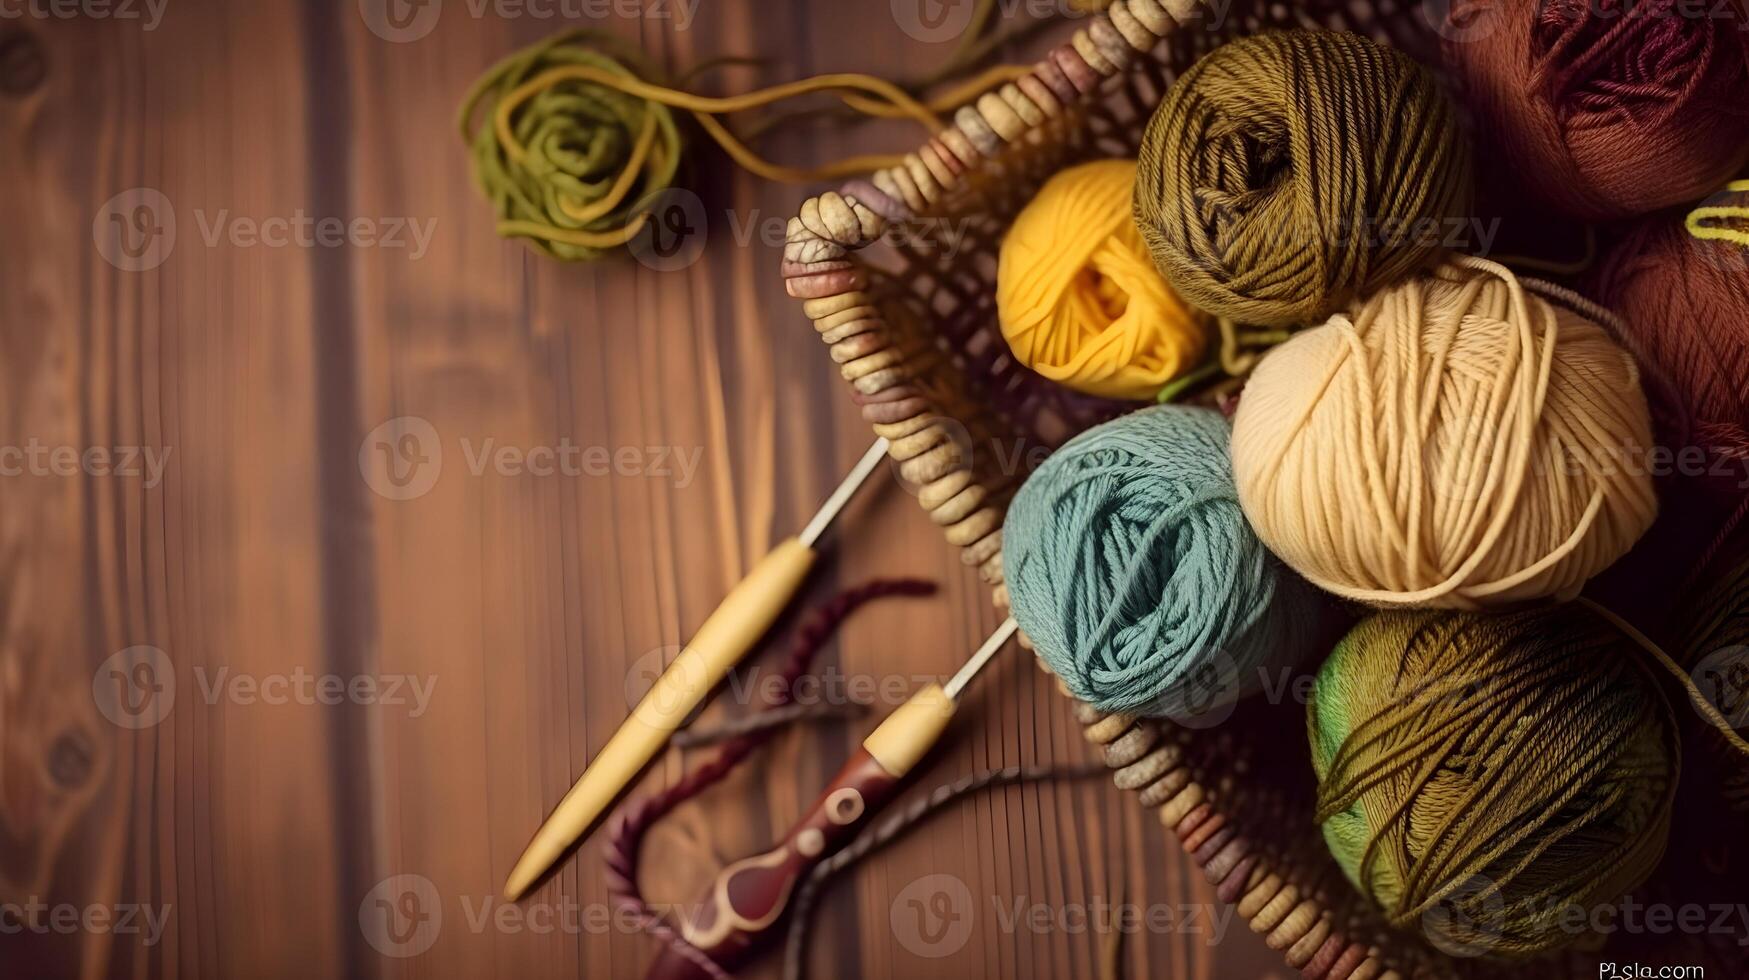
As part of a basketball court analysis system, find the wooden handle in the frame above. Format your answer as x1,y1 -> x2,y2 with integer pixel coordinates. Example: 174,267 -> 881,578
645,684 -> 958,980
503,537 -> 817,901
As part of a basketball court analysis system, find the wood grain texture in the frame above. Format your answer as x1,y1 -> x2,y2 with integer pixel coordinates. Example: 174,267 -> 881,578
0,2 -> 1283,978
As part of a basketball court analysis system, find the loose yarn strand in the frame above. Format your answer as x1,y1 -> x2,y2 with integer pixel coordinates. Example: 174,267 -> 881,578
836,64 -> 1031,122
1673,557 -> 1749,810
601,579 -> 937,979
1487,224 -> 1598,278
670,700 -> 869,748
484,61 -> 936,216
740,0 -> 1056,140
1687,180 -> 1749,245
778,764 -> 1105,980
462,29 -> 1028,259
1578,597 -> 1749,763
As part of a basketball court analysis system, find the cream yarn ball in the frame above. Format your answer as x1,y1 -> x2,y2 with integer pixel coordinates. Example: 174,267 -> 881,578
1231,256 -> 1658,608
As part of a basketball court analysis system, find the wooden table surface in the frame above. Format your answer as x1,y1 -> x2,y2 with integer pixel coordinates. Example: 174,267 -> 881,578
1,2 -> 1284,977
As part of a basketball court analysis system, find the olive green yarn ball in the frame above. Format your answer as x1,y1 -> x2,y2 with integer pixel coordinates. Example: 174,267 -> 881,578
1309,606 -> 1677,958
1134,31 -> 1473,327
460,30 -> 684,262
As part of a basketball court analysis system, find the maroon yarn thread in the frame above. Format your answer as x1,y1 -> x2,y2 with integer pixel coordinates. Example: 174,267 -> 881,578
601,578 -> 937,978
1591,207 -> 1749,500
1445,0 -> 1749,218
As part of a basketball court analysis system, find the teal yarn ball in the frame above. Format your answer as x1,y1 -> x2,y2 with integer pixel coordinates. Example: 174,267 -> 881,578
1004,405 -> 1312,716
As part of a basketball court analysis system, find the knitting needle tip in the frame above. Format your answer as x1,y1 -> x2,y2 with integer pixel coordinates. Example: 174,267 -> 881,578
501,437 -> 892,902
944,617 -> 1019,700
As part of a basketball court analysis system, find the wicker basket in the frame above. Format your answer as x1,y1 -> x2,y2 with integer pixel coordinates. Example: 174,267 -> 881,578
777,3 -> 1725,977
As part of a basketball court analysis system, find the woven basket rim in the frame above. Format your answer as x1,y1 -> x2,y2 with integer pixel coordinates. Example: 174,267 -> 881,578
773,4 -> 1641,977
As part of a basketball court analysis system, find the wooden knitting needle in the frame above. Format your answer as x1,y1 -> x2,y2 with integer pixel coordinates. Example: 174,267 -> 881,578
502,437 -> 892,902
645,617 -> 1021,980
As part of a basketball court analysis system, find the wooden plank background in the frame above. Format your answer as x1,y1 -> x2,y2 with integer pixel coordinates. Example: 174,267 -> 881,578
0,2 -> 1285,977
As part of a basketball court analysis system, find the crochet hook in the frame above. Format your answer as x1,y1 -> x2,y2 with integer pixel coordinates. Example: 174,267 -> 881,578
645,617 -> 1021,980
503,437 -> 892,902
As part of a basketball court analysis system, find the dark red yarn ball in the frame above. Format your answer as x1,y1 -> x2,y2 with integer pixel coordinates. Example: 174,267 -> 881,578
1590,199 -> 1749,501
1443,0 -> 1749,219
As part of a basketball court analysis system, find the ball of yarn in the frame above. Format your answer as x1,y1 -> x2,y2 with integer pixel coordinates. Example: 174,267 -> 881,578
997,160 -> 1209,400
1442,0 -> 1749,220
1590,190 -> 1749,498
1232,256 -> 1658,609
460,30 -> 683,261
1310,605 -> 1677,957
1003,405 -> 1314,715
1133,31 -> 1473,328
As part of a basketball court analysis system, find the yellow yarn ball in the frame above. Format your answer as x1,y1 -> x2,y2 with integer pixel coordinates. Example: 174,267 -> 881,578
997,159 -> 1208,401
1231,256 -> 1658,609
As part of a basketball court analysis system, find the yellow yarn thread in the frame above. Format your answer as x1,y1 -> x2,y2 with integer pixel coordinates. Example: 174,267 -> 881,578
461,29 -> 1031,260
1231,255 -> 1658,609
1687,179 -> 1749,246
997,160 -> 1209,401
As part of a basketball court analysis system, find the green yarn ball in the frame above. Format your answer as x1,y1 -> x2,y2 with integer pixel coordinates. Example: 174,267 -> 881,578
460,30 -> 684,262
1310,606 -> 1679,958
1003,405 -> 1316,717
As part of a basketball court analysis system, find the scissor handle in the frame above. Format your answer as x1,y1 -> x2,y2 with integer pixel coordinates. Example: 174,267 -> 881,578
646,684 -> 958,980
